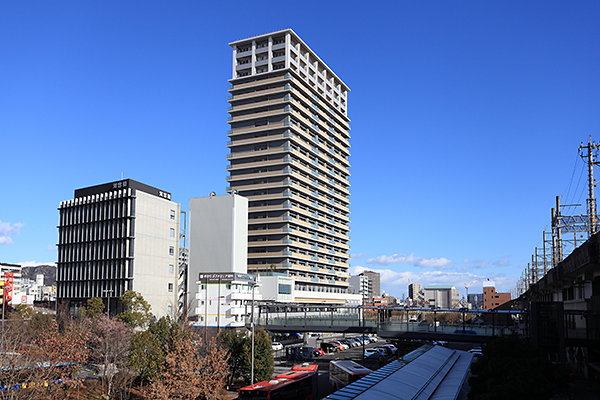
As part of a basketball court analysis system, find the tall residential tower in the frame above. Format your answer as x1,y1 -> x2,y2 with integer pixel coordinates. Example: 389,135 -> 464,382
226,29 -> 352,303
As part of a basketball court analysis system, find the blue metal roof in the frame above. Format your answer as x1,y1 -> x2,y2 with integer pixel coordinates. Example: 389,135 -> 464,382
326,345 -> 473,400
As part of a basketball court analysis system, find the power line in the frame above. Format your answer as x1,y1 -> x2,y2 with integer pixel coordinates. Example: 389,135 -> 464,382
563,151 -> 581,204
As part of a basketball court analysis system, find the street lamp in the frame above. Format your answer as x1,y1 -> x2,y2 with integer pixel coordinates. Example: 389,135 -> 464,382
250,283 -> 256,384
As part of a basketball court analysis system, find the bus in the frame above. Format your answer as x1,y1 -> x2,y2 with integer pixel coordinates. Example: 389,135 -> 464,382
238,367 -> 317,400
328,360 -> 372,390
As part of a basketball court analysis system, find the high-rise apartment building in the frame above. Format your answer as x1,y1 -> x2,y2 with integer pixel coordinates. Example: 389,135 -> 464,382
226,29 -> 352,302
57,179 -> 180,319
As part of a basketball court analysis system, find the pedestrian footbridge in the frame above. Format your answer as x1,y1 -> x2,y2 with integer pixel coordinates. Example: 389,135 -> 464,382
247,305 -> 523,343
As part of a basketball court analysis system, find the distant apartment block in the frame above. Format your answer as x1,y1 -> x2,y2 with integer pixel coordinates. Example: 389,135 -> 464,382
226,29 -> 352,303
362,271 -> 381,299
408,283 -> 425,305
57,179 -> 180,319
482,282 -> 511,310
349,274 -> 368,297
350,271 -> 380,300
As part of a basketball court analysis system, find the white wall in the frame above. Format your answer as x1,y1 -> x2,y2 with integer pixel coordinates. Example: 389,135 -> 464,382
188,194 -> 248,316
132,191 -> 179,319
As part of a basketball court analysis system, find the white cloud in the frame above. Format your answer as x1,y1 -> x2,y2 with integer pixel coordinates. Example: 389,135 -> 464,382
19,261 -> 56,268
46,245 -> 57,251
350,253 -> 367,260
493,256 -> 510,267
0,237 -> 14,245
349,265 -> 516,299
0,221 -> 24,245
366,253 -> 452,268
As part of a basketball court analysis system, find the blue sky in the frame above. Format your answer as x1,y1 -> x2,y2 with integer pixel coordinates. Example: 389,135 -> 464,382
1,1 -> 599,300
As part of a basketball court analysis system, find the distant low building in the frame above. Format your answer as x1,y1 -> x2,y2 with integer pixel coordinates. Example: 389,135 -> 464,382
482,282 -> 511,310
423,285 -> 460,309
467,293 -> 483,309
0,262 -> 22,308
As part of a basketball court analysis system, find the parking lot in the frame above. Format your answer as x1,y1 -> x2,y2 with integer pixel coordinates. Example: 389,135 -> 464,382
272,335 -> 400,399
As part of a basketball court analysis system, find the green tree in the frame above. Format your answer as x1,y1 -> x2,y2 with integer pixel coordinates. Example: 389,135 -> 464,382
218,329 -> 248,386
128,330 -> 164,390
149,316 -> 182,349
116,290 -> 153,329
242,328 -> 274,383
79,297 -> 105,319
10,303 -> 33,319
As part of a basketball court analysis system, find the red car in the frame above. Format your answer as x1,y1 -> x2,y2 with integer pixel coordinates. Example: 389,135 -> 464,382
301,346 -> 324,357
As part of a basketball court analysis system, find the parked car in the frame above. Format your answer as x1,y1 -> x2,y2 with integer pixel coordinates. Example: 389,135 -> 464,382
379,343 -> 398,355
272,341 -> 284,351
321,342 -> 340,353
376,345 -> 392,356
364,348 -> 385,361
468,347 -> 483,362
301,346 -> 324,357
332,341 -> 348,350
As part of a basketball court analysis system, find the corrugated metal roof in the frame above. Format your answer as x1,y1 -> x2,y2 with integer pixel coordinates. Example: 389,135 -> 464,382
326,345 -> 473,400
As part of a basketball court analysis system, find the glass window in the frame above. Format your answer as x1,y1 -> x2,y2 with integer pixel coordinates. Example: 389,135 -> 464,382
168,283 -> 173,292
169,264 -> 174,274
169,246 -> 174,256
278,284 -> 292,295
170,228 -> 175,237
170,210 -> 175,220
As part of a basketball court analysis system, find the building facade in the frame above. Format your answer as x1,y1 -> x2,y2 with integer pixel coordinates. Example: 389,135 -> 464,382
362,271 -> 381,299
482,282 -> 511,310
408,283 -> 425,306
423,285 -> 460,309
226,29 -> 352,303
57,179 -> 180,319
188,193 -> 249,317
349,271 -> 380,300
195,272 -> 261,328
349,274 -> 368,297
0,262 -> 22,308
467,293 -> 483,309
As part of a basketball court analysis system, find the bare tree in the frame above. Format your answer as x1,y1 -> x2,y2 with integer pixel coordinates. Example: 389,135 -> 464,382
86,315 -> 133,398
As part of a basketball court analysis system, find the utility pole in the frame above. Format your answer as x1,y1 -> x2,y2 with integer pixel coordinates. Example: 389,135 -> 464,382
542,231 -> 548,275
579,135 -> 599,237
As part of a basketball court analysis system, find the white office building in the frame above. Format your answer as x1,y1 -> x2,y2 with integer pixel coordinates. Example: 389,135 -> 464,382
57,179 -> 180,319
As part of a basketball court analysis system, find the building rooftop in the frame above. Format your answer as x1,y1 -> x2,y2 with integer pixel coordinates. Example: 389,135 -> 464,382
424,285 -> 456,290
229,28 -> 350,92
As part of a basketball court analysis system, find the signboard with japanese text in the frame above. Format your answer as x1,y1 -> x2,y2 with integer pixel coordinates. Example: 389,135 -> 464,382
198,272 -> 256,284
